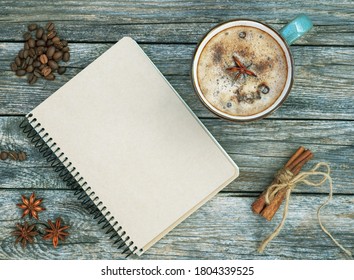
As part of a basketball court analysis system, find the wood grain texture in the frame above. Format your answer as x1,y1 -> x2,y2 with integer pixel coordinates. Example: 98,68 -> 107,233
1,43 -> 354,119
0,190 -> 353,260
0,117 -> 353,194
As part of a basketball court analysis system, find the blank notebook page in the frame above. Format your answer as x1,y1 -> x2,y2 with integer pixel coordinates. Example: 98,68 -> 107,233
28,37 -> 238,255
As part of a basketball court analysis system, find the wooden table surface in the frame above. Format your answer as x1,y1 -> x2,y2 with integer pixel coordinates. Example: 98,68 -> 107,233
0,0 -> 353,260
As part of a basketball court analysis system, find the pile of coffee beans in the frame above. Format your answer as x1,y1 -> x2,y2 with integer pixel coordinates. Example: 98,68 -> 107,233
0,151 -> 27,161
10,22 -> 70,84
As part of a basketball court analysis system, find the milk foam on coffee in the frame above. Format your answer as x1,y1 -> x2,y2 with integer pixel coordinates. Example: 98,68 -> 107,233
197,26 -> 288,117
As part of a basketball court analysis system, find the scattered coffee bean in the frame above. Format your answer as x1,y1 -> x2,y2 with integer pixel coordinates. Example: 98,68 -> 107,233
57,67 -> 66,75
16,69 -> 26,76
8,151 -> 18,160
11,21 -> 70,84
28,23 -> 38,31
28,73 -> 37,84
36,39 -> 46,47
28,48 -> 36,57
23,32 -> 31,41
45,73 -> 55,80
26,65 -> 34,73
36,27 -> 44,39
28,38 -> 36,48
47,30 -> 56,39
42,33 -> 48,42
53,51 -> 63,61
18,152 -> 27,161
41,66 -> 52,77
15,56 -> 21,66
18,49 -> 24,58
46,46 -> 56,58
10,62 -> 18,71
33,61 -> 41,68
62,52 -> 70,62
0,151 -> 8,160
0,151 -> 27,161
48,60 -> 58,70
39,54 -> 48,64
46,22 -> 55,31
33,69 -> 42,77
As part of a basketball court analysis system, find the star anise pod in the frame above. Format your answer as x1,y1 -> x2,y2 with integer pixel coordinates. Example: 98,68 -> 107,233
12,222 -> 39,248
226,55 -> 257,81
43,218 -> 70,248
17,192 -> 45,219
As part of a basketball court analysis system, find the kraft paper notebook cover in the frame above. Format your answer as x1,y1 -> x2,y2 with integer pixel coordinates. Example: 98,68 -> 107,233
21,37 -> 239,256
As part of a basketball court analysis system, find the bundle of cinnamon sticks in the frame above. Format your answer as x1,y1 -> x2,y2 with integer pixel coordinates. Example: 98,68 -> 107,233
252,146 -> 313,221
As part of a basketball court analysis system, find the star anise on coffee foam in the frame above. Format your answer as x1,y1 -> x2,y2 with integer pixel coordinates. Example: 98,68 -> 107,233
17,192 -> 45,219
226,55 -> 257,81
12,222 -> 39,248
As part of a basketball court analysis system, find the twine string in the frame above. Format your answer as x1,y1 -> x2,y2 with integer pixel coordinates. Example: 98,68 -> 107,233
258,162 -> 352,257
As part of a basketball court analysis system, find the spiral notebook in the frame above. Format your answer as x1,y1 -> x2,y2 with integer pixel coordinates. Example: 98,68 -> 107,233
21,37 -> 239,256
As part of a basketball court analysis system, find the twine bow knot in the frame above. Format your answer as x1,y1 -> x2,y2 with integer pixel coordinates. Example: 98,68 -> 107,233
258,162 -> 352,257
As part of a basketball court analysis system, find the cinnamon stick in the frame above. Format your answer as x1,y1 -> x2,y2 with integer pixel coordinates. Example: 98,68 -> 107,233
251,147 -> 313,220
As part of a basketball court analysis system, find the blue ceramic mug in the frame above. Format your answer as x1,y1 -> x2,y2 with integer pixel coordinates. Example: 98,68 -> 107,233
192,15 -> 313,122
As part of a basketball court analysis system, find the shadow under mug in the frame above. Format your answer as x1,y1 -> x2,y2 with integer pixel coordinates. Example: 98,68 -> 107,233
191,15 -> 313,122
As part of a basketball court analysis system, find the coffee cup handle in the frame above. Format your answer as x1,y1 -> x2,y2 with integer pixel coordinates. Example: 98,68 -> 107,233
279,14 -> 313,45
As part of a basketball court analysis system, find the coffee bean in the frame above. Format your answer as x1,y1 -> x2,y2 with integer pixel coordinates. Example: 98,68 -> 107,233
23,32 -> 31,40
33,69 -> 42,77
52,36 -> 60,43
46,46 -> 56,58
42,33 -> 48,42
23,49 -> 29,58
28,23 -> 37,31
36,46 -> 45,55
62,46 -> 70,52
36,27 -> 44,39
25,56 -> 31,65
45,73 -> 55,80
10,62 -> 18,71
57,67 -> 66,75
24,42 -> 30,50
46,22 -> 55,31
15,56 -> 21,66
28,48 -> 36,57
28,38 -> 36,48
62,52 -> 70,62
41,66 -> 52,77
47,30 -> 56,39
16,69 -> 26,76
39,64 -> 45,70
48,60 -> 58,70
36,40 -> 46,47
0,151 -> 8,160
18,49 -> 25,58
39,54 -> 48,64
28,73 -> 37,84
18,152 -> 27,161
26,65 -> 34,73
20,59 -> 27,69
47,40 -> 53,47
61,40 -> 68,47
54,42 -> 64,49
53,51 -> 63,61
8,151 -> 18,160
